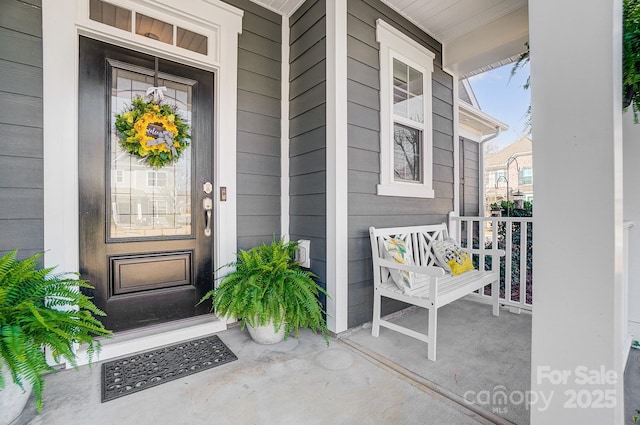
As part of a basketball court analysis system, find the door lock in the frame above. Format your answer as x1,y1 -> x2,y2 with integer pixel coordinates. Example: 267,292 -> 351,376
203,197 -> 212,237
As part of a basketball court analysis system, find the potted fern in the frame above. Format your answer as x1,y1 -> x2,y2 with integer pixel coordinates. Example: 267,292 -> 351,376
0,250 -> 110,422
200,239 -> 329,345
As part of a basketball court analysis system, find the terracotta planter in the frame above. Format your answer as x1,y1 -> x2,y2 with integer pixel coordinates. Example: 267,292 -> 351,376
246,320 -> 286,345
0,361 -> 32,425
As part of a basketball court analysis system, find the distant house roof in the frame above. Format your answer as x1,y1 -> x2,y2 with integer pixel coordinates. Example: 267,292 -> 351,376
457,78 -> 508,138
459,79 -> 479,108
485,136 -> 532,169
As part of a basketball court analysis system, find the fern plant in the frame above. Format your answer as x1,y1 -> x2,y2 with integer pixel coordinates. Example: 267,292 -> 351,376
199,239 -> 329,345
0,250 -> 111,412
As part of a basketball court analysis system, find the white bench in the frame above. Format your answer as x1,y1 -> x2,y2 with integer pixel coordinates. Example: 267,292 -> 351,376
369,223 -> 505,361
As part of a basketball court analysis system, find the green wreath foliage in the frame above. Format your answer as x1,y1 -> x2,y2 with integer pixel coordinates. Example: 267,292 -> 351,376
114,97 -> 191,168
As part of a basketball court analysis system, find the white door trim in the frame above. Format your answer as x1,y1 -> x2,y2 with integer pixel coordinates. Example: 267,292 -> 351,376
42,0 -> 242,338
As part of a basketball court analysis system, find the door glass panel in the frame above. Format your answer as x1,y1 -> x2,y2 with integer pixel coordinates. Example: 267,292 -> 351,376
109,66 -> 193,239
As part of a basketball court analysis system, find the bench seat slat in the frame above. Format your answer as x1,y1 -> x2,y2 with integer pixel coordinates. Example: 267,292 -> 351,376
378,270 -> 498,306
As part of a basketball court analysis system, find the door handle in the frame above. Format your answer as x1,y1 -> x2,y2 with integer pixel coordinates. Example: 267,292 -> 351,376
203,197 -> 212,237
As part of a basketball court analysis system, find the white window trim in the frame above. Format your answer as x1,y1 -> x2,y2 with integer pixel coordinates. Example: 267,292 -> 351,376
376,19 -> 435,198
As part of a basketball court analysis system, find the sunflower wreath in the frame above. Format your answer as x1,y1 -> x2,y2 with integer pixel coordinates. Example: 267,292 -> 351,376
114,97 -> 191,168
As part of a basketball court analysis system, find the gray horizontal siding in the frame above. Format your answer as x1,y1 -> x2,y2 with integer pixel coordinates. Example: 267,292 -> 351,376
289,0 -> 327,298
290,16 -> 325,62
346,0 -> 454,328
0,27 -> 42,68
460,137 -> 481,216
0,59 -> 42,97
348,0 -> 442,65
223,0 -> 282,250
0,0 -> 43,258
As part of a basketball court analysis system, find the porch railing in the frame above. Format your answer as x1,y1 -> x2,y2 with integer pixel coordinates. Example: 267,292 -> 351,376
449,212 -> 534,311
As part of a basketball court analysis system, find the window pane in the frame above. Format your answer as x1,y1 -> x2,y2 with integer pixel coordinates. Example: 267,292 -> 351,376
392,58 -> 424,123
519,167 -> 533,185
177,27 -> 208,55
408,67 -> 423,95
135,13 -> 173,45
393,88 -> 408,117
394,123 -> 422,182
408,93 -> 424,123
90,0 -> 131,31
393,59 -> 408,87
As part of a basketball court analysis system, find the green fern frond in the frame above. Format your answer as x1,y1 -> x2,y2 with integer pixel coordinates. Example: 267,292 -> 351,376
199,238 -> 330,345
0,250 -> 111,413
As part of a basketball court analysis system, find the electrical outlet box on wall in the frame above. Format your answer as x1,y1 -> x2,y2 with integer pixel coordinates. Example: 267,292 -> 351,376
295,239 -> 311,268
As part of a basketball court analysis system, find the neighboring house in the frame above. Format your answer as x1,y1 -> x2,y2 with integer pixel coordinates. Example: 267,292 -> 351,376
484,136 -> 533,212
0,0 -> 629,421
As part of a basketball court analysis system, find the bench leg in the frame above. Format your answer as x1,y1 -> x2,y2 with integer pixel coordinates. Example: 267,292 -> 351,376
427,306 -> 437,361
492,280 -> 500,317
372,288 -> 381,337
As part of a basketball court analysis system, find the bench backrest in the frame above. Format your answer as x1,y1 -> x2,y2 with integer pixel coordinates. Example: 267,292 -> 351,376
369,223 -> 450,281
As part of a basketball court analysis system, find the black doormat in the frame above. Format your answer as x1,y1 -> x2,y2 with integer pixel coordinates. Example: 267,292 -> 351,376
101,335 -> 237,402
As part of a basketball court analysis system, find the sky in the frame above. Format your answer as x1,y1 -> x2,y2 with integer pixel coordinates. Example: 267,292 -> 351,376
467,61 -> 531,152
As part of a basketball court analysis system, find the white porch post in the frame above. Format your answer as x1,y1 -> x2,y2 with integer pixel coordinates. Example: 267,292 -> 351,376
326,0 -> 349,333
529,0 -> 624,423
624,111 -> 640,343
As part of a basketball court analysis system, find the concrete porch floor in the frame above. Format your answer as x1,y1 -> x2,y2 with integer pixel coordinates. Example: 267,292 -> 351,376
12,299 -> 640,425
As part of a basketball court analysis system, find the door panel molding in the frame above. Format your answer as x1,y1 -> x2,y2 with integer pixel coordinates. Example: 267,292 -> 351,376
110,251 -> 193,295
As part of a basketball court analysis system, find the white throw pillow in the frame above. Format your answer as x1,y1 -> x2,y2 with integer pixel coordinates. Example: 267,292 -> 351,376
382,237 -> 428,293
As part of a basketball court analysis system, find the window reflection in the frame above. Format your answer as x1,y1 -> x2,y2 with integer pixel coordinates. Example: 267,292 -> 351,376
109,67 -> 192,239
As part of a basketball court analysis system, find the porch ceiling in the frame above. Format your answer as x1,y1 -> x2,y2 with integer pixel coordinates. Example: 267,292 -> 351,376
252,0 -> 529,77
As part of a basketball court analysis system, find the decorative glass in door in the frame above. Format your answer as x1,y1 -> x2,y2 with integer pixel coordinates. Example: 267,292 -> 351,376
109,63 -> 194,239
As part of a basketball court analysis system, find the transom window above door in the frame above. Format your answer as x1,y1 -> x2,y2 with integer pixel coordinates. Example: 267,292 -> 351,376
376,19 -> 435,198
88,0 -> 208,55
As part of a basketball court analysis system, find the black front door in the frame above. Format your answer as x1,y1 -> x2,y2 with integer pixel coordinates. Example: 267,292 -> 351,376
78,37 -> 214,332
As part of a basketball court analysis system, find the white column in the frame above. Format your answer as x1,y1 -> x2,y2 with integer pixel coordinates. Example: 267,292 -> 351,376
452,75 -> 460,217
42,0 -> 78,271
529,0 -> 623,423
281,15 -> 290,239
326,0 -> 349,333
624,111 -> 640,341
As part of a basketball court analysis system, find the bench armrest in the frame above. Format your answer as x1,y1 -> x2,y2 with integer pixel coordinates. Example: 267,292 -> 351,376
377,259 -> 446,277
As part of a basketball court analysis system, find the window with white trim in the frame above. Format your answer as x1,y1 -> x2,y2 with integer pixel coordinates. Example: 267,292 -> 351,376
147,170 -> 167,187
519,167 -> 533,185
376,19 -> 435,198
